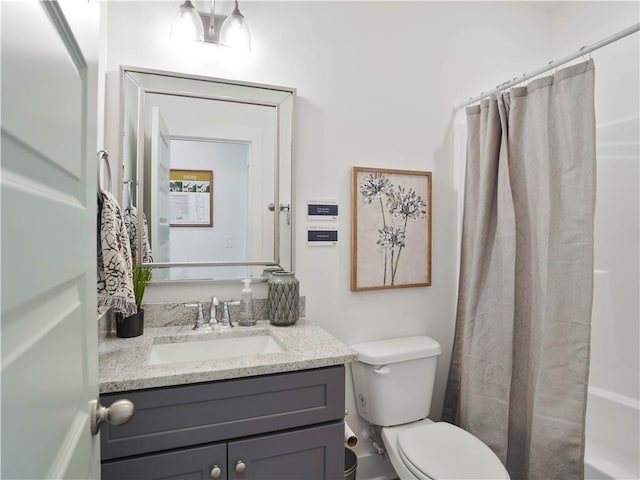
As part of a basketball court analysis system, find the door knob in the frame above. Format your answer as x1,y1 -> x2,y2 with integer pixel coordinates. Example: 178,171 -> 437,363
235,460 -> 246,473
210,465 -> 222,479
90,398 -> 135,435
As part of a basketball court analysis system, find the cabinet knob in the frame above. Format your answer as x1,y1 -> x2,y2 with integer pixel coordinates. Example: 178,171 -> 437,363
235,460 -> 246,474
210,465 -> 222,479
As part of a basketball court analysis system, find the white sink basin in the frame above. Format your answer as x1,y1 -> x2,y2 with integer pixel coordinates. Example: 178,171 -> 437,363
148,334 -> 284,365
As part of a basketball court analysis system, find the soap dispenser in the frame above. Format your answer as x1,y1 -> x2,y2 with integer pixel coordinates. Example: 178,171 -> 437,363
239,278 -> 256,326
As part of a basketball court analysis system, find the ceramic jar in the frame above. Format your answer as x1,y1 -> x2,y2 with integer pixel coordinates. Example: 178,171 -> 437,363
267,271 -> 299,326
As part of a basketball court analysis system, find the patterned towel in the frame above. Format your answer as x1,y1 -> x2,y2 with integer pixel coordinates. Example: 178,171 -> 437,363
97,191 -> 137,316
124,206 -> 153,263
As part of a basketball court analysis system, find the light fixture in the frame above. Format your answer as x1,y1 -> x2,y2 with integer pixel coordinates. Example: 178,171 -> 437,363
170,0 -> 251,53
219,0 -> 251,52
170,0 -> 204,45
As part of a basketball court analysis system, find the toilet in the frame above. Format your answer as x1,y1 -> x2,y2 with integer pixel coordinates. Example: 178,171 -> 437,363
350,336 -> 510,480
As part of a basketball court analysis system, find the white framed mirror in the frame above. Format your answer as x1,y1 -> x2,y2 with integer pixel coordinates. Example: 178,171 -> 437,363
120,66 -> 295,282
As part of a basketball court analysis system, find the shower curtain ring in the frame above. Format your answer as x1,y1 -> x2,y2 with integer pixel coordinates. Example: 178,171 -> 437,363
579,45 -> 590,62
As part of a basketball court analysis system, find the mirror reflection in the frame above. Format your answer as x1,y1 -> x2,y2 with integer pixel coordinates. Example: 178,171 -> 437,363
120,67 -> 294,281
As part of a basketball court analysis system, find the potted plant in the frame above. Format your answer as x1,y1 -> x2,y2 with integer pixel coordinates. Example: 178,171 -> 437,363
116,264 -> 152,338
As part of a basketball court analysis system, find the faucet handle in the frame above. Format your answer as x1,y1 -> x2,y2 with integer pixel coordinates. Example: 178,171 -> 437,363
185,302 -> 208,331
220,300 -> 241,328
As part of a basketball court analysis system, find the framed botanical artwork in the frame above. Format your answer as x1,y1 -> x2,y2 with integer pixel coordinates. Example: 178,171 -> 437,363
351,167 -> 432,291
169,169 -> 213,227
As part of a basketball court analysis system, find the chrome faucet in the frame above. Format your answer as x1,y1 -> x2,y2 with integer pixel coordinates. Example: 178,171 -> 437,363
209,296 -> 220,329
219,300 -> 240,329
185,302 -> 210,331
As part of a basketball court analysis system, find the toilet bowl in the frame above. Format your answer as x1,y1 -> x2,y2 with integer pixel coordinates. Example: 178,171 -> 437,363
350,336 -> 509,480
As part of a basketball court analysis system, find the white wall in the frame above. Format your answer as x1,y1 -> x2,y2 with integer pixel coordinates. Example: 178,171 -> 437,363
103,1 -> 553,458
550,0 -> 639,404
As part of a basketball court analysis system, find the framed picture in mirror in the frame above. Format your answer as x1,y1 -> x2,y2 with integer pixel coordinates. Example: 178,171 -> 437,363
169,169 -> 213,227
351,166 -> 432,291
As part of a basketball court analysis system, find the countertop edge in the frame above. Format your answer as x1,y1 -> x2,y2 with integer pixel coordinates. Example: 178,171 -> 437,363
100,354 -> 358,393
99,319 -> 358,394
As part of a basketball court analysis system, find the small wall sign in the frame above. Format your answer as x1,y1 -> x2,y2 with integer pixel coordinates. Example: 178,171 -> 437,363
307,225 -> 338,246
307,200 -> 338,221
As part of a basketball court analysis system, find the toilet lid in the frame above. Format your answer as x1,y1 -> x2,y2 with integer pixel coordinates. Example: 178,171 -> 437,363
397,422 -> 509,480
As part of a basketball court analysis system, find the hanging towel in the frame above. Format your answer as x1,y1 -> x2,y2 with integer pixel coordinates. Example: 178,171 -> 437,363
97,191 -> 137,316
124,206 -> 153,263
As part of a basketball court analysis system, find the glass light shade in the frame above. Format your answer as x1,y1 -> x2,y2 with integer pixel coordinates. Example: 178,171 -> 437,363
170,0 -> 204,45
219,3 -> 251,53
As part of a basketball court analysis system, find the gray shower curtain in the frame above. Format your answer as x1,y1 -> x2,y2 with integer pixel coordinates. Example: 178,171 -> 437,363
443,59 -> 596,480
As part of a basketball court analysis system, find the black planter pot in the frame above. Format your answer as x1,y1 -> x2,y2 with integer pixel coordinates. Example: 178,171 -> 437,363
115,309 -> 144,338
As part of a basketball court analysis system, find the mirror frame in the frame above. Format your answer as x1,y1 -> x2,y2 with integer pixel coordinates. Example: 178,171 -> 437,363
119,66 -> 295,282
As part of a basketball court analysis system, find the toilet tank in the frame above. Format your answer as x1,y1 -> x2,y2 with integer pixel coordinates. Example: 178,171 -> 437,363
350,336 -> 441,427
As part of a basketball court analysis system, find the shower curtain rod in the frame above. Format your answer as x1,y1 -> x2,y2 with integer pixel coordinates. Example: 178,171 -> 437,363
453,22 -> 640,111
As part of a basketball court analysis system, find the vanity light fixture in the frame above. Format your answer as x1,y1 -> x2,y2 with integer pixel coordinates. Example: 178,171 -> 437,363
170,0 -> 204,45
219,0 -> 251,52
170,0 -> 252,53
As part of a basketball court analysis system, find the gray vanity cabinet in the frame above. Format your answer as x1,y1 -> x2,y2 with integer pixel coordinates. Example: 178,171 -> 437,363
101,442 -> 226,479
100,366 -> 345,480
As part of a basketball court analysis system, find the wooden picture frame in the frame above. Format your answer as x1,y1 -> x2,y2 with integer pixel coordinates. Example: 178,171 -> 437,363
351,167 -> 432,291
169,169 -> 213,227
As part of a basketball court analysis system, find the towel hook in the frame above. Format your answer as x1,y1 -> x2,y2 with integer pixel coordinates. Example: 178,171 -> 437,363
97,150 -> 112,195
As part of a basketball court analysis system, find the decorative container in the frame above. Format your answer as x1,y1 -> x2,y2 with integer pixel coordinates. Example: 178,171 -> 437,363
267,271 -> 299,326
261,266 -> 284,278
115,309 -> 144,338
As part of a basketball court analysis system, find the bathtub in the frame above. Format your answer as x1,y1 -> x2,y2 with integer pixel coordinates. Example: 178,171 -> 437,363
584,386 -> 640,479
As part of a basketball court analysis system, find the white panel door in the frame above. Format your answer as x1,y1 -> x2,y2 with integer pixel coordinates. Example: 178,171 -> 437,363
1,1 -> 100,478
151,107 -> 171,280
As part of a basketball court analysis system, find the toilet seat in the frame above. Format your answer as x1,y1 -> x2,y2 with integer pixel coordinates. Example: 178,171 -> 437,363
397,422 -> 509,480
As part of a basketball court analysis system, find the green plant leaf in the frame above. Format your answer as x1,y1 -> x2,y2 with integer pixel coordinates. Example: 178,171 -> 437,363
132,264 -> 152,308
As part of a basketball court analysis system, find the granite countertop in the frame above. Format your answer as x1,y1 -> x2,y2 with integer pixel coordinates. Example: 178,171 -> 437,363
99,319 -> 358,393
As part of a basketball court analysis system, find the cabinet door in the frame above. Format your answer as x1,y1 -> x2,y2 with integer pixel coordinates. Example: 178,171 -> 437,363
101,443 -> 226,480
228,422 -> 343,480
